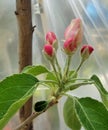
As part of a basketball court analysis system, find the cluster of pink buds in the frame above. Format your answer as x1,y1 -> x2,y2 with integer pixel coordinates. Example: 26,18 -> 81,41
63,18 -> 94,59
43,18 -> 94,61
43,32 -> 58,60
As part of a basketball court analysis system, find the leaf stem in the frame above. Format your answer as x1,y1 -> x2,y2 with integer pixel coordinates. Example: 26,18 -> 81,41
64,81 -> 94,91
68,78 -> 93,82
39,80 -> 59,85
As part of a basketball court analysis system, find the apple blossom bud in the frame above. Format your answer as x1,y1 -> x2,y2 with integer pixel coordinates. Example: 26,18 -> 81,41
64,18 -> 83,46
43,44 -> 55,60
81,45 -> 94,60
46,32 -> 58,49
63,37 -> 77,55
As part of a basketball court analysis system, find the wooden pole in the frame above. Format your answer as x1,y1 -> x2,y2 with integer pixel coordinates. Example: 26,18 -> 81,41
15,0 -> 33,129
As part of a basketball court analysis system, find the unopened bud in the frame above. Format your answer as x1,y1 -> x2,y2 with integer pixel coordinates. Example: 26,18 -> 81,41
63,37 -> 77,55
43,44 -> 55,60
81,45 -> 94,60
64,18 -> 83,46
46,32 -> 58,49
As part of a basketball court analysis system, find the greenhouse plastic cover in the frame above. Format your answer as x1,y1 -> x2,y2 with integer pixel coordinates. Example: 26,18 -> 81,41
0,0 -> 108,129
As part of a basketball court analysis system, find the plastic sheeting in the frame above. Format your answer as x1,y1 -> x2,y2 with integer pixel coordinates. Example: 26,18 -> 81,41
34,0 -> 108,85
33,0 -> 108,129
0,0 -> 18,79
0,0 -> 108,129
33,0 -> 108,86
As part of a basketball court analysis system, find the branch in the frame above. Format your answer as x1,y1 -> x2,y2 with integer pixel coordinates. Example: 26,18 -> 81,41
14,99 -> 58,130
15,112 -> 41,130
15,0 -> 33,129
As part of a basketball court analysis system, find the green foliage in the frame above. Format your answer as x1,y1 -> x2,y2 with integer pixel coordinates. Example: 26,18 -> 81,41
63,97 -> 81,130
34,100 -> 48,112
44,72 -> 58,89
22,65 -> 49,76
46,72 -> 57,81
91,75 -> 108,110
75,97 -> 108,130
69,70 -> 77,79
0,73 -> 38,129
1,65 -> 108,130
91,75 -> 108,94
1,16 -> 108,130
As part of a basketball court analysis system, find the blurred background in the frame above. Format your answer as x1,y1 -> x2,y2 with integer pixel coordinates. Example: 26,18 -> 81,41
1,0 -> 108,130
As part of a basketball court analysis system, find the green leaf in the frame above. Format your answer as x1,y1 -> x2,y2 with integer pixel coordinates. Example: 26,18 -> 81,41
63,97 -> 81,130
45,72 -> 57,86
34,100 -> 48,112
69,70 -> 77,79
91,75 -> 108,109
91,75 -> 107,94
46,72 -> 57,81
22,65 -> 49,76
65,82 -> 93,91
0,73 -> 39,129
75,97 -> 108,130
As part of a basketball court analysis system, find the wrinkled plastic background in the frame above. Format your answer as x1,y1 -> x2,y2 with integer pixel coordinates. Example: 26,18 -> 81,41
0,0 -> 108,130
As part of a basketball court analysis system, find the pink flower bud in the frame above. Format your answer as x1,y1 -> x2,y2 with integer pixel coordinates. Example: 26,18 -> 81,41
43,44 -> 54,58
46,31 -> 57,43
81,45 -> 94,60
63,37 -> 77,55
64,18 -> 83,46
